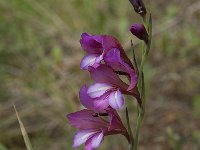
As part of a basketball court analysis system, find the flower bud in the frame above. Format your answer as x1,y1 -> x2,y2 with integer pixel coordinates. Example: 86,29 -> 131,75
130,24 -> 148,43
129,0 -> 146,17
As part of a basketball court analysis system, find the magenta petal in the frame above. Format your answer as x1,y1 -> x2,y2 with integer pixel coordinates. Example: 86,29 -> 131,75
85,132 -> 104,150
85,140 -> 93,150
107,108 -> 124,131
127,68 -> 138,91
93,93 -> 110,111
102,35 -> 123,54
104,48 -> 137,91
108,90 -> 124,109
80,33 -> 102,54
87,83 -> 113,98
90,65 -> 128,90
79,86 -> 94,110
73,130 -> 97,148
67,109 -> 109,130
102,35 -> 133,66
80,54 -> 103,70
106,108 -> 130,142
104,48 -> 125,72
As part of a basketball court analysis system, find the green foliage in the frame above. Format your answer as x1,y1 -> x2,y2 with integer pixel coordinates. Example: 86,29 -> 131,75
0,144 -> 7,150
51,46 -> 63,64
166,127 -> 181,150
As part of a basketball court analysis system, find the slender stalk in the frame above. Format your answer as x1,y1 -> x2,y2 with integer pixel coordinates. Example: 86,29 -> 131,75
132,14 -> 152,150
133,72 -> 146,150
133,107 -> 144,150
134,71 -> 146,150
126,108 -> 134,150
138,49 -> 147,92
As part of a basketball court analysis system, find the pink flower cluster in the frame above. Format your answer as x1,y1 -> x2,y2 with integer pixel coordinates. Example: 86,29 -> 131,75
67,33 -> 142,150
67,1 -> 149,149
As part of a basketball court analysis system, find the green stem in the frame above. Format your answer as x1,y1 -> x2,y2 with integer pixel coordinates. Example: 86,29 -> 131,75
132,14 -> 152,150
138,49 -> 147,93
133,107 -> 145,150
133,56 -> 146,150
133,72 -> 146,150
126,108 -> 134,150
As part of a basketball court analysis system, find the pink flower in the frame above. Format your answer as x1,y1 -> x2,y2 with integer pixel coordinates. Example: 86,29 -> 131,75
80,33 -> 132,70
80,65 -> 140,110
67,108 -> 130,150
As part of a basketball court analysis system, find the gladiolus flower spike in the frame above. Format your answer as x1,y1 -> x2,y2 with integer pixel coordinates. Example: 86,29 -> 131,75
67,0 -> 152,150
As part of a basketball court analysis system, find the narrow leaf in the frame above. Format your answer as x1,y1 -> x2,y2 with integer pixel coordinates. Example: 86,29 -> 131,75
148,13 -> 152,34
13,105 -> 33,150
147,14 -> 152,54
131,40 -> 139,75
141,72 -> 146,110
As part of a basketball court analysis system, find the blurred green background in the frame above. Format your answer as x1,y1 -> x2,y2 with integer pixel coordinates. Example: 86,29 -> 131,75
0,0 -> 200,149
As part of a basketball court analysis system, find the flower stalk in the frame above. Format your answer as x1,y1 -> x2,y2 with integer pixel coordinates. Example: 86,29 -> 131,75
126,108 -> 134,150
132,13 -> 152,150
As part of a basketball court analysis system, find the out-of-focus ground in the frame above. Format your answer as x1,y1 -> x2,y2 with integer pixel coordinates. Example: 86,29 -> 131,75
0,0 -> 200,150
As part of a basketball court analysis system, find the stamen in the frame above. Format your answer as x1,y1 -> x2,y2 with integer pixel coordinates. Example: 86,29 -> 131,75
99,112 -> 108,116
92,113 -> 99,117
92,112 -> 108,117
114,71 -> 129,75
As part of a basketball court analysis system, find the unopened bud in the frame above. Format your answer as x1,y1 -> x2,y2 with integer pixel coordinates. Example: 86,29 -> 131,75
130,24 -> 148,43
129,0 -> 146,17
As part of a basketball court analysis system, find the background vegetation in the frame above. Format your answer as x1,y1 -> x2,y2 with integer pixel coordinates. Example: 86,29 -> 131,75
0,0 -> 200,149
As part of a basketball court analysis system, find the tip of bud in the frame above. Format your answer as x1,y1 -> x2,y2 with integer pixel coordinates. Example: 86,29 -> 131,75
130,24 -> 148,43
129,0 -> 147,17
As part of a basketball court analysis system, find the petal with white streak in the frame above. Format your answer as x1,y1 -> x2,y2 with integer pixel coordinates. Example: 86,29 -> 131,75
91,132 -> 104,148
85,132 -> 104,150
108,90 -> 124,109
87,83 -> 113,98
80,54 -> 102,70
73,130 -> 97,148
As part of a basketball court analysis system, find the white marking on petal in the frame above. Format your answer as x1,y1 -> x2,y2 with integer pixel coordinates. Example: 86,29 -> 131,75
108,90 -> 124,109
80,54 -> 100,70
91,132 -> 104,148
73,130 -> 97,148
87,83 -> 113,98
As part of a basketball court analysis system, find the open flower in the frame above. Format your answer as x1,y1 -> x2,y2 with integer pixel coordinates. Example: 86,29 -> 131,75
67,108 -> 129,150
80,33 -> 138,91
80,33 -> 133,71
80,65 -> 140,110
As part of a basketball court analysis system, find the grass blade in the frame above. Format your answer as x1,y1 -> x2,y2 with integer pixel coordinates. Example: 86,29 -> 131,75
13,104 -> 33,150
